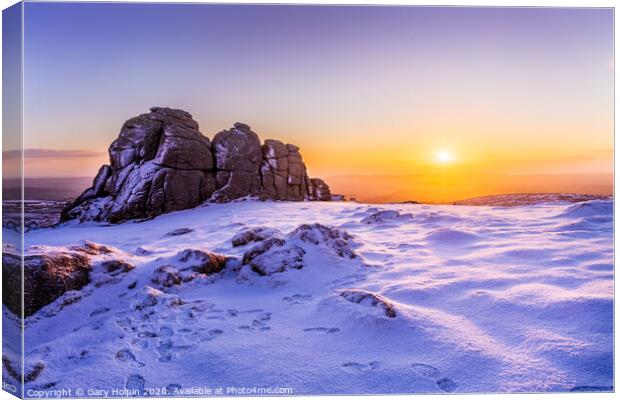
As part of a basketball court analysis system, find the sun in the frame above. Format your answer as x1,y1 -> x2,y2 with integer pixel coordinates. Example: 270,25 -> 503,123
434,149 -> 454,165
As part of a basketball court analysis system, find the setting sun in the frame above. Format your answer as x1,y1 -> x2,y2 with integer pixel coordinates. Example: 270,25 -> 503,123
435,149 -> 454,165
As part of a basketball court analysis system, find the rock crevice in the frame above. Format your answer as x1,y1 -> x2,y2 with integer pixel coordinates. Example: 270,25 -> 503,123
62,107 -> 332,222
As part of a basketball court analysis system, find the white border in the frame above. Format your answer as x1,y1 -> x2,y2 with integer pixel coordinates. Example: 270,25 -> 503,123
0,1 -> 615,400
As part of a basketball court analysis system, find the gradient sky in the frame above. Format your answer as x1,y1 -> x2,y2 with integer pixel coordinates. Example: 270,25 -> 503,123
10,3 -> 615,202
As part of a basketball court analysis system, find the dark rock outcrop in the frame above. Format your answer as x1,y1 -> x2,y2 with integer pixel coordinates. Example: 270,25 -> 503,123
151,265 -> 183,288
211,123 -> 263,202
176,249 -> 229,275
242,238 -> 305,276
102,260 -> 135,275
340,289 -> 397,318
260,140 -> 314,201
62,107 -> 332,223
3,248 -> 91,317
290,223 -> 357,259
238,223 -> 357,276
308,178 -> 332,201
2,242 -> 137,316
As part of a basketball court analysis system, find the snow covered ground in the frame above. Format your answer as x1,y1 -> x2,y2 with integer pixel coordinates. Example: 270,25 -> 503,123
9,198 -> 614,395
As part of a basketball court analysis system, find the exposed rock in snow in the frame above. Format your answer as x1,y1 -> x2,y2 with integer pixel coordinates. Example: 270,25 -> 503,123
175,249 -> 229,274
132,286 -> 184,311
152,250 -> 228,289
135,247 -> 152,256
231,226 -> 281,247
2,241 -> 138,317
2,357 -> 45,384
290,223 -> 357,259
102,260 -> 134,275
361,210 -> 413,224
241,238 -> 286,265
3,247 -> 91,316
151,265 -> 183,288
238,223 -> 357,276
339,289 -> 397,318
243,238 -> 305,276
164,228 -> 194,237
61,108 -> 332,223
70,240 -> 114,255
330,193 -> 346,201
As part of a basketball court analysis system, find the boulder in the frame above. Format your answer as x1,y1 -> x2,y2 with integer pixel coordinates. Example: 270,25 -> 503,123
176,249 -> 229,274
308,178 -> 332,201
237,223 -> 357,276
290,223 -> 357,259
102,260 -> 135,275
211,123 -> 263,201
62,107 -> 333,223
260,140 -> 315,201
3,248 -> 91,317
62,107 -> 216,222
151,265 -> 183,288
132,286 -> 184,311
70,240 -> 114,255
241,238 -> 305,276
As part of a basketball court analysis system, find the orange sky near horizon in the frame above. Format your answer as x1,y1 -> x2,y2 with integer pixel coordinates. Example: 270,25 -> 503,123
5,136 -> 613,203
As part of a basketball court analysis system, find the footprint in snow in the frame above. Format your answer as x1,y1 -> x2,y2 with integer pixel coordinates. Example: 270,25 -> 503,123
436,378 -> 458,393
410,363 -> 441,379
226,309 -> 239,317
202,329 -> 224,341
282,294 -> 313,305
237,324 -> 270,332
131,339 -> 149,350
342,361 -> 381,372
114,349 -> 145,368
89,307 -> 111,317
239,308 -> 265,314
67,350 -> 89,362
156,335 -> 199,362
258,312 -> 272,321
137,331 -> 158,339
303,327 -> 340,334
159,326 -> 174,337
410,363 -> 458,393
125,374 -> 145,391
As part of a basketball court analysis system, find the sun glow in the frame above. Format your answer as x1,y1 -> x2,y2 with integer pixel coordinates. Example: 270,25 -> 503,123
435,149 -> 454,165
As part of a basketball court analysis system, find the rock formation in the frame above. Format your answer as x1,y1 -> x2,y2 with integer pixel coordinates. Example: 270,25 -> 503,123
3,248 -> 91,316
238,223 -> 358,276
62,107 -> 332,223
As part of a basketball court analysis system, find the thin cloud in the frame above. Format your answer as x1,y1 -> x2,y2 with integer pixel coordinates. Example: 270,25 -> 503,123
3,148 -> 106,160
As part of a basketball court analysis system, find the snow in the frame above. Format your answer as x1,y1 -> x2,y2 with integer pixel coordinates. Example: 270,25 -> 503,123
9,198 -> 613,395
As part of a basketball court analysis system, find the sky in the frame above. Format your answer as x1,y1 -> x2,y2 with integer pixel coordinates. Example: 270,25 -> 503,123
6,3 -> 615,202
